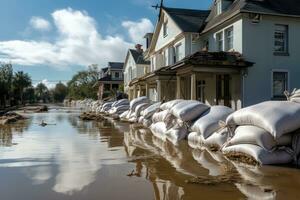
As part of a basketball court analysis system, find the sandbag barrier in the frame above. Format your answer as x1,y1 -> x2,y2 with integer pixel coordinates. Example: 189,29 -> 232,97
77,90 -> 300,167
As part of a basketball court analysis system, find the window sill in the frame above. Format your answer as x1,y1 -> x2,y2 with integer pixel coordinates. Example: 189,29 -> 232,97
273,52 -> 289,56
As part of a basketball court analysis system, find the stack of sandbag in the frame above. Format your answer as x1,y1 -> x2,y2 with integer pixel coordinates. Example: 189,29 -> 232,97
108,99 -> 130,115
139,102 -> 161,127
188,106 -> 234,150
149,100 -> 184,141
124,96 -> 150,122
222,101 -> 300,165
100,102 -> 113,113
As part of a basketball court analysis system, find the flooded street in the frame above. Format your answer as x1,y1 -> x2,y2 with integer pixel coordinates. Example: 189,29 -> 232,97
1,107 -> 300,200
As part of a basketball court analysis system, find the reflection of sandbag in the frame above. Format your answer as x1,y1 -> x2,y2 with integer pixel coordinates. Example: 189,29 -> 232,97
235,183 -> 276,200
165,127 -> 189,145
226,101 -> 300,139
160,99 -> 184,111
152,110 -> 169,123
223,144 -> 293,165
150,122 -> 168,141
226,126 -> 292,151
135,103 -> 149,118
187,132 -> 201,149
130,96 -> 149,111
191,106 -> 234,139
170,100 -> 210,122
143,102 -> 161,119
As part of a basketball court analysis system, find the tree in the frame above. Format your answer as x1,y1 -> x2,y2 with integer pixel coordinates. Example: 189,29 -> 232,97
23,87 -> 36,104
0,63 -> 13,108
35,83 -> 50,103
12,71 -> 32,105
67,65 -> 99,100
53,82 -> 68,102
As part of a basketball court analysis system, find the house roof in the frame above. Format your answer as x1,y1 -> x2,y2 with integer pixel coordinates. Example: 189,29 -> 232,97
164,7 -> 210,32
108,62 -> 124,69
167,51 -> 254,70
203,0 -> 300,33
129,49 -> 150,65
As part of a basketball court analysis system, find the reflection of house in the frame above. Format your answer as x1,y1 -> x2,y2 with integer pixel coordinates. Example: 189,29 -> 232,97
124,44 -> 150,100
98,62 -> 124,100
127,0 -> 300,110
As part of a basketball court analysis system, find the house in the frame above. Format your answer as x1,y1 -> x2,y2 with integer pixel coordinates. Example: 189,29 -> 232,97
98,62 -> 124,100
123,44 -> 150,100
130,0 -> 300,110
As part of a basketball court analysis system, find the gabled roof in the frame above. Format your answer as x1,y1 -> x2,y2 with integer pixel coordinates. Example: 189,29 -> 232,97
108,62 -> 124,69
163,7 -> 210,32
203,0 -> 300,33
129,49 -> 150,65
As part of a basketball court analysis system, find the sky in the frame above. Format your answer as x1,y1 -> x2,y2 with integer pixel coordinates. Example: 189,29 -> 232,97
0,0 -> 212,88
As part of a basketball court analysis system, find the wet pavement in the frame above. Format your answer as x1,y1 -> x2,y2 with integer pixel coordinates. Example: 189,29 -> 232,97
0,106 -> 300,200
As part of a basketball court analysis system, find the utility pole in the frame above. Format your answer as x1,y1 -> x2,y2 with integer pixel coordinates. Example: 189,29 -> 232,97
151,0 -> 164,10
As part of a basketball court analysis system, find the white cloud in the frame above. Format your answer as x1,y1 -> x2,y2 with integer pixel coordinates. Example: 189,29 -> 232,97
33,79 -> 57,89
30,17 -> 52,31
122,18 -> 154,46
0,8 -> 154,69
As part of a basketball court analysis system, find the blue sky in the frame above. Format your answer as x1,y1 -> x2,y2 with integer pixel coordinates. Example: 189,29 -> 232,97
0,0 -> 212,88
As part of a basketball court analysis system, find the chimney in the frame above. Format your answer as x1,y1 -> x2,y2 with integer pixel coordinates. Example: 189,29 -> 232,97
135,44 -> 143,53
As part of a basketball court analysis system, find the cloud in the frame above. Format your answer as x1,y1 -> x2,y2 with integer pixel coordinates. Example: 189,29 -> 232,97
122,18 -> 154,46
0,8 -> 153,69
33,79 -> 57,89
30,17 -> 52,31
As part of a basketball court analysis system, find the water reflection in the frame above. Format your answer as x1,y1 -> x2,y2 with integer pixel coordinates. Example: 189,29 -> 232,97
1,108 -> 300,199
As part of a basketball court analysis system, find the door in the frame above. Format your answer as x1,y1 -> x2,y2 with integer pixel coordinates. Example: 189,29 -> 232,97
216,74 -> 231,107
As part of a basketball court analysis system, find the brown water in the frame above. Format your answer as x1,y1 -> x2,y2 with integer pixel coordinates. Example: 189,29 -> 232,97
1,107 -> 300,200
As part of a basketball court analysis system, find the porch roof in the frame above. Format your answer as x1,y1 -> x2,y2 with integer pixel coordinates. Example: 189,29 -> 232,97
167,51 -> 254,71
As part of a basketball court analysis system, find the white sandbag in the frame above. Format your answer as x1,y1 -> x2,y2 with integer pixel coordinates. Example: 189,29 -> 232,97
222,144 -> 293,165
114,99 -> 130,107
138,116 -> 144,124
165,127 -> 189,145
143,102 -> 161,119
152,110 -> 169,123
188,132 -> 202,149
135,103 -> 149,118
226,126 -> 292,151
150,122 -> 167,141
204,128 -> 230,149
164,114 -> 180,130
191,106 -> 234,139
160,99 -> 184,111
226,101 -> 300,139
143,119 -> 152,128
170,100 -> 210,122
130,96 -> 149,111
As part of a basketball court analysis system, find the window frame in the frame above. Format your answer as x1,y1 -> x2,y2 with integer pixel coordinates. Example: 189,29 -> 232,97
216,0 -> 222,15
225,26 -> 234,51
163,19 -> 168,38
274,24 -> 289,56
216,31 -> 224,51
175,43 -> 183,63
271,69 -> 289,99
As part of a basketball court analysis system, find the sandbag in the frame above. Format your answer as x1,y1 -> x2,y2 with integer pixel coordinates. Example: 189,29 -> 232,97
152,110 -> 169,123
165,127 -> 189,145
135,103 -> 149,118
191,106 -> 234,139
114,99 -> 130,107
170,100 -> 210,122
160,99 -> 184,111
143,119 -> 152,128
222,144 -> 293,165
187,132 -> 201,149
130,96 -> 149,111
226,101 -> 300,139
150,122 -> 167,141
143,102 -> 161,119
138,116 -> 144,124
226,126 -> 292,151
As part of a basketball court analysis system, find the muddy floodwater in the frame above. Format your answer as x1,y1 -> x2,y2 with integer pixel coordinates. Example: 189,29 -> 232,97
1,107 -> 300,200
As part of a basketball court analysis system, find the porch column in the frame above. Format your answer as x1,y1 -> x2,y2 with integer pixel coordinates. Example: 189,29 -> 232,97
110,84 -> 113,90
138,85 -> 142,97
156,80 -> 162,102
133,85 -> 137,98
176,76 -> 181,99
191,73 -> 197,100
145,83 -> 149,98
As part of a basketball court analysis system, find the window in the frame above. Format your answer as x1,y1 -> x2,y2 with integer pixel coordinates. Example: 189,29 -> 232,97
216,0 -> 222,15
274,25 -> 288,54
175,44 -> 183,62
163,20 -> 168,37
216,32 -> 224,51
225,27 -> 233,51
115,72 -> 119,78
272,71 -> 288,98
197,80 -> 206,103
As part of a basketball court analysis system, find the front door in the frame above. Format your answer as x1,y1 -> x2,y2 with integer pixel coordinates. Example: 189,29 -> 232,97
216,74 -> 231,107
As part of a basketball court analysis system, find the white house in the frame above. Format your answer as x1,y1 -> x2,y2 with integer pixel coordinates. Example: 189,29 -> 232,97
123,44 -> 150,100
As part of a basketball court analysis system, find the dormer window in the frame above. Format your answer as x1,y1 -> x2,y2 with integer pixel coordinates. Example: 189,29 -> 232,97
216,0 -> 222,15
163,20 -> 168,37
